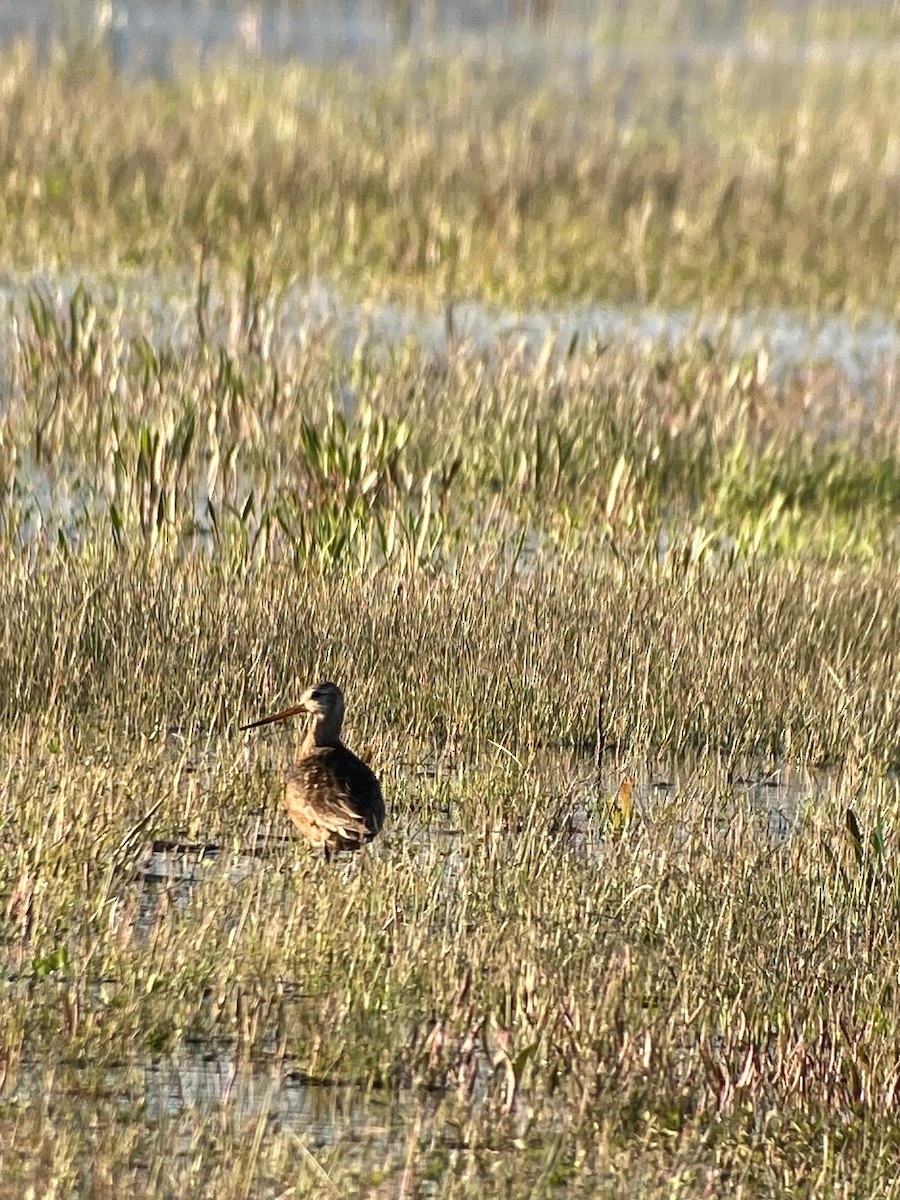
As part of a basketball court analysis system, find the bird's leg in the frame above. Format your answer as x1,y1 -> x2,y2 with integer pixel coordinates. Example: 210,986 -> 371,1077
323,845 -> 332,864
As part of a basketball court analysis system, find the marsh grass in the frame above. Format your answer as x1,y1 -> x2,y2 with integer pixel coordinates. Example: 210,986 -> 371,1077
4,709 -> 900,1194
2,43 -> 900,312
3,286 -> 900,1190
7,286 -> 900,568
3,548 -> 900,765
4,32 -> 900,1195
4,470 -> 900,1194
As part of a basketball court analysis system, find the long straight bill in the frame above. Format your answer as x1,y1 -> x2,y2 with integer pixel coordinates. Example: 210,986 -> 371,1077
239,703 -> 307,731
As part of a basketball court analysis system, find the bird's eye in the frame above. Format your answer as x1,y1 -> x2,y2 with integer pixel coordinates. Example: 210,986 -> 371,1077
309,689 -> 322,700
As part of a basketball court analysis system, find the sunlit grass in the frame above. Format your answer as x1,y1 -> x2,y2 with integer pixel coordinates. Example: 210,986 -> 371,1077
3,30 -> 900,1196
1,43 -> 899,312
7,285 -> 900,569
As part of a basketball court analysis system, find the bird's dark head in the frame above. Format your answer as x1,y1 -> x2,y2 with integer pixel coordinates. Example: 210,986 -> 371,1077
299,681 -> 345,724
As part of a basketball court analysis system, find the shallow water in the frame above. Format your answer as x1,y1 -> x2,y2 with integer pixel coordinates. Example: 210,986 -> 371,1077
3,270 -> 898,396
9,1048 -> 417,1160
129,756 -> 816,894
4,0 -> 900,80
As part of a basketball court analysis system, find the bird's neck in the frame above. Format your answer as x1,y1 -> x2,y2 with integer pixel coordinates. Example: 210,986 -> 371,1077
304,714 -> 342,749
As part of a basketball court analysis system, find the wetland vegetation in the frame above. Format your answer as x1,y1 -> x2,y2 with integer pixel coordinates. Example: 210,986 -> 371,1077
3,24 -> 900,313
2,10 -> 900,1196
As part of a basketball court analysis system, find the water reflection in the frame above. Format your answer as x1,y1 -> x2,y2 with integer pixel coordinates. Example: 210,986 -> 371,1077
143,1048 -> 393,1131
10,1049 -> 414,1152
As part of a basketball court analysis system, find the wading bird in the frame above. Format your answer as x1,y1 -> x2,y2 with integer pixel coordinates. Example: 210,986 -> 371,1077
240,681 -> 384,861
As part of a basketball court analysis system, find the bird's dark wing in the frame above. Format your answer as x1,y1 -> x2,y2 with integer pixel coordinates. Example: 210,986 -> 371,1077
286,746 -> 383,848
